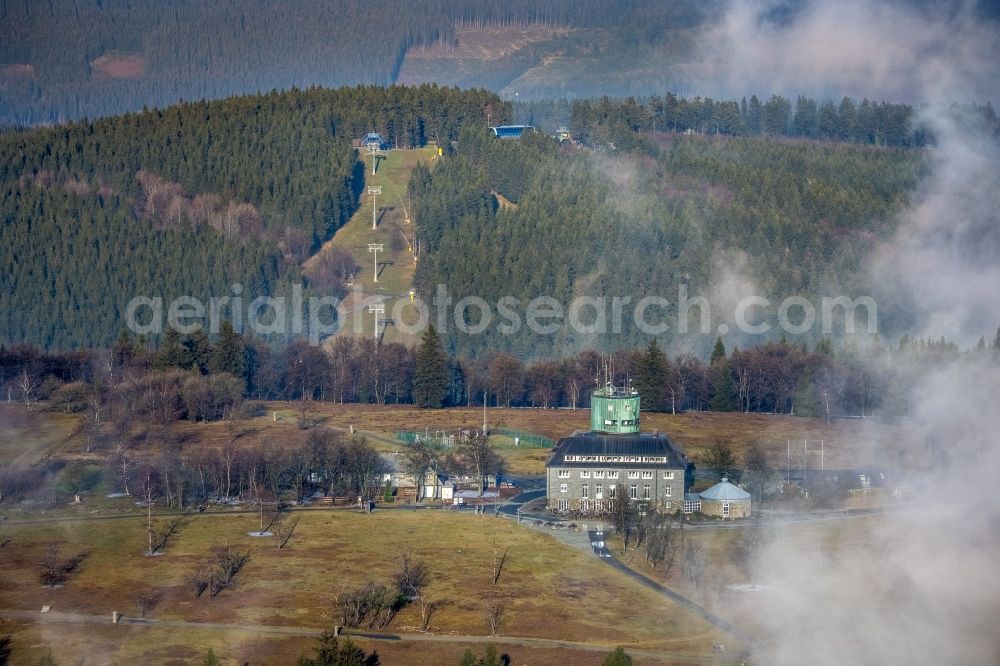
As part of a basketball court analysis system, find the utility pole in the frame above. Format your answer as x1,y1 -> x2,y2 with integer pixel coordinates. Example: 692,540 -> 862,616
482,391 -> 488,436
368,185 -> 382,230
821,439 -> 825,470
803,439 -> 808,485
368,303 -> 385,339
368,243 -> 383,283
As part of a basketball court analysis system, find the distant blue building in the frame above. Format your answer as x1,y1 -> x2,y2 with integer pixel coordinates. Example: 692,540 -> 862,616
362,132 -> 388,150
490,125 -> 533,139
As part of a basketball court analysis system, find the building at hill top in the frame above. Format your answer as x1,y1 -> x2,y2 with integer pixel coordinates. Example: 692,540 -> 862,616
545,385 -> 693,514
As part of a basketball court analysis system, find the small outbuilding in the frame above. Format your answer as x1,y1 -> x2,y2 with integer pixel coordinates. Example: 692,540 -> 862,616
490,125 -> 533,139
698,477 -> 751,519
361,132 -> 388,150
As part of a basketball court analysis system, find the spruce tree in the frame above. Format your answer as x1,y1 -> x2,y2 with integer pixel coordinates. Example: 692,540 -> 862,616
603,646 -> 633,666
414,325 -> 448,408
710,361 -> 739,412
634,338 -> 667,411
210,319 -> 245,378
793,368 -> 820,417
183,330 -> 212,374
710,336 -> 727,366
154,328 -> 186,369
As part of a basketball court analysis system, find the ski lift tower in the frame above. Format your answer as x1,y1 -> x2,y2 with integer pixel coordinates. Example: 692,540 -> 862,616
368,243 -> 383,283
367,143 -> 379,176
368,303 -> 385,339
368,185 -> 382,230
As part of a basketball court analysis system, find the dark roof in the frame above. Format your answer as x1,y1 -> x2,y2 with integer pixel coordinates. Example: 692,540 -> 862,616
546,431 -> 688,469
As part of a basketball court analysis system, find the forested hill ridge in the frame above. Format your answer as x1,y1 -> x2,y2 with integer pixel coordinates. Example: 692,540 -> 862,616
0,85 -> 508,349
412,125 -> 928,359
0,0 -> 712,125
518,94 -> 1000,149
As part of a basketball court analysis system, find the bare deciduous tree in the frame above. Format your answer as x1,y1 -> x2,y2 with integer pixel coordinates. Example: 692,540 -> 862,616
38,546 -> 87,587
682,542 -> 708,597
484,600 -> 504,635
419,597 -> 442,631
18,369 -> 39,411
644,509 -> 684,573
273,515 -> 300,549
456,433 -> 501,497
704,441 -> 738,483
133,589 -> 159,617
491,536 -> 509,586
191,545 -> 249,598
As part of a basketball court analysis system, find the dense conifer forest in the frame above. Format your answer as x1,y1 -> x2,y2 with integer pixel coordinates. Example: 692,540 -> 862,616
0,85 -> 506,348
0,0 -> 711,125
1,81 -> 979,426
517,94 -> 998,148
412,125 -> 927,359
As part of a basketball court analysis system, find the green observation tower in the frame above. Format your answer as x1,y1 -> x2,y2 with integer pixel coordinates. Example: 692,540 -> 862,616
589,384 -> 641,434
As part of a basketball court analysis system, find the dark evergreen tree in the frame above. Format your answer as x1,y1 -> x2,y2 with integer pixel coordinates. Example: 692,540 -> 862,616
603,646 -> 634,666
794,368 -> 821,417
413,325 -> 448,409
154,328 -> 187,370
209,320 -> 245,379
709,362 -> 739,412
296,631 -> 378,666
634,338 -> 668,411
183,330 -> 212,374
710,336 -> 727,366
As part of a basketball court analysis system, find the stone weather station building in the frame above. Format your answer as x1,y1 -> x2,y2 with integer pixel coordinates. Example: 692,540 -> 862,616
545,385 -> 695,514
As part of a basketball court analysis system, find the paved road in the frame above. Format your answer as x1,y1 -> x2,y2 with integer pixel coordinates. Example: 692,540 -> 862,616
0,609 -> 743,663
493,489 -> 756,653
587,530 -> 756,649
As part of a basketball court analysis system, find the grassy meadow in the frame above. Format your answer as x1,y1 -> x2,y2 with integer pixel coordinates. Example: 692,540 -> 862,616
0,510 -> 734,664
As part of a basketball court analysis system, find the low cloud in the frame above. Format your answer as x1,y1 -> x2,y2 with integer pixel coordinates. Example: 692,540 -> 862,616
700,1 -> 1000,103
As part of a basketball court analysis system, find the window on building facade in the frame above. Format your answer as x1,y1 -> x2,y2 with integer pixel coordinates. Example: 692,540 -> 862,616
723,502 -> 731,517
608,470 -> 619,478
609,484 -> 617,499
560,484 -> 568,493
664,501 -> 673,510
642,471 -> 653,479
558,499 -> 569,511
580,470 -> 591,478
581,484 -> 589,498
595,484 -> 603,499
594,470 -> 605,478
558,470 -> 570,478
628,471 -> 640,479
629,484 -> 638,499
665,485 -> 672,497
643,484 -> 651,500
663,471 -> 674,480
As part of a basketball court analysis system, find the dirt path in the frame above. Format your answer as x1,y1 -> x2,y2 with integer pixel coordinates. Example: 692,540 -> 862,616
0,608 -> 742,663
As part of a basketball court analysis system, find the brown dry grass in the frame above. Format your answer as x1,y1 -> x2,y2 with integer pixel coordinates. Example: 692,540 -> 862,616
0,618 -> 690,665
0,404 -> 80,467
0,510 -> 733,663
27,400 -> 910,478
257,402 -> 911,473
